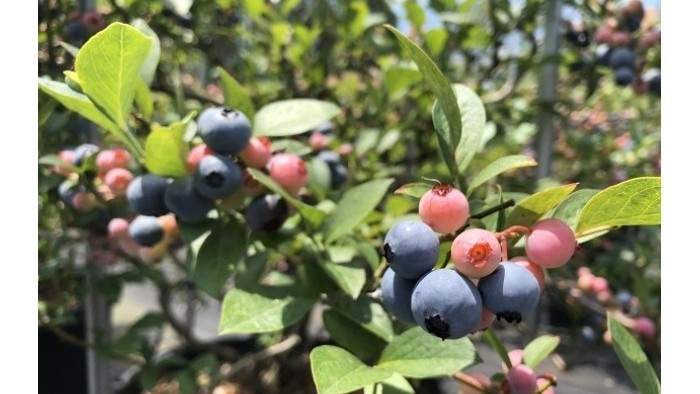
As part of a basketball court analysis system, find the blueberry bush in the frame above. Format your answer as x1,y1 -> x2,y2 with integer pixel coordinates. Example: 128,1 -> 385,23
38,1 -> 661,393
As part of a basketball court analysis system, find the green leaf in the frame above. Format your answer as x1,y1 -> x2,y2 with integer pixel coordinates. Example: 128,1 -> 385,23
384,24 -> 461,180
37,79 -> 134,152
219,287 -> 314,334
363,374 -> 415,394
320,259 -> 366,299
504,183 -> 578,228
254,99 -> 341,137
484,327 -> 511,369
323,309 -> 388,359
608,314 -> 661,394
385,25 -> 461,151
75,23 -> 152,129
468,155 -> 537,194
323,179 -> 394,243
134,78 -> 154,121
405,1 -> 426,27
217,66 -> 255,122
522,335 -> 560,369
434,84 -> 486,175
377,326 -> 480,378
393,182 -> 432,199
144,112 -> 194,178
270,139 -> 313,156
38,154 -> 81,174
424,28 -> 448,56
193,220 -> 246,298
131,19 -> 161,86
551,189 -> 599,229
310,345 -> 393,394
334,294 -> 395,341
384,66 -> 422,100
64,71 -> 83,93
577,177 -> 661,236
247,168 -> 327,228
58,41 -> 80,58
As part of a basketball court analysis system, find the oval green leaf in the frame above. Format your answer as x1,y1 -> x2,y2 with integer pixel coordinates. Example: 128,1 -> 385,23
394,182 -> 432,199
219,287 -> 314,334
551,188 -> 599,229
333,294 -> 395,342
254,99 -> 341,137
217,66 -> 255,123
75,23 -> 153,129
577,177 -> 661,235
608,314 -> 660,394
323,309 -> 388,360
377,326 -> 480,378
434,84 -> 487,175
311,345 -> 393,394
323,179 -> 394,243
504,183 -> 578,228
144,112 -> 194,178
468,155 -> 537,194
522,335 -> 560,369
193,220 -> 246,298
320,259 -> 366,299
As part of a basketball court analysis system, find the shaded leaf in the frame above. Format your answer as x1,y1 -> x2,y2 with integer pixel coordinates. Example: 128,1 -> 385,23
363,374 -> 415,394
219,287 -> 314,334
377,326 -> 480,378
320,259 -> 366,299
468,155 -> 537,194
193,220 -> 246,298
323,309 -> 388,359
334,294 -> 394,341
608,314 -> 660,394
323,179 -> 394,243
310,345 -> 392,394
134,78 -> 154,121
254,99 -> 341,137
551,189 -> 599,229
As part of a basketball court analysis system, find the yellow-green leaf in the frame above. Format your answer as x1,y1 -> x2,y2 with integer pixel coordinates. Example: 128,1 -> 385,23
217,66 -> 255,123
504,183 -> 578,228
311,345 -> 392,394
468,155 -> 537,194
144,112 -> 194,177
75,23 -> 153,129
254,99 -> 341,137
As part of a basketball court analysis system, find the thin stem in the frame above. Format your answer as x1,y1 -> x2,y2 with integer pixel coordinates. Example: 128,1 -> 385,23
453,371 -> 489,393
470,199 -> 516,219
484,327 -> 512,370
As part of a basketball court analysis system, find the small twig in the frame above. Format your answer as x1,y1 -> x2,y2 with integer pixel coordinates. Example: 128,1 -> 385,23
471,199 -> 516,220
221,334 -> 302,379
43,322 -> 145,365
453,371 -> 489,393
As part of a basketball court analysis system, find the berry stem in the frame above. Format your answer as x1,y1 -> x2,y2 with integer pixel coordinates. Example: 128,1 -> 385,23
470,199 -> 516,219
536,373 -> 557,393
453,371 -> 489,393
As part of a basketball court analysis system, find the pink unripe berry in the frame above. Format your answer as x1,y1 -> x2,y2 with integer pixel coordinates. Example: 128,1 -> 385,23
510,256 -> 546,293
508,349 -> 524,368
267,153 -> 308,194
309,132 -> 330,151
240,137 -> 272,168
103,168 -> 134,195
595,24 -> 614,44
451,228 -> 501,278
108,218 -> 130,239
71,192 -> 97,211
118,237 -> 141,257
577,272 -> 595,292
187,144 -> 214,173
337,143 -> 354,156
55,150 -> 76,177
633,317 -> 656,339
525,218 -> 576,268
419,184 -> 470,234
611,31 -> 631,47
506,364 -> 538,394
96,148 -> 131,174
591,276 -> 609,294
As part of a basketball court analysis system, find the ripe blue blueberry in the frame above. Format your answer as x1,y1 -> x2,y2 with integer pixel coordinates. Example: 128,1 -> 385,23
614,68 -> 635,86
380,267 -> 417,324
128,215 -> 165,247
197,107 -> 252,155
58,180 -> 83,205
608,48 -> 636,70
411,269 -> 483,340
478,263 -> 541,324
383,220 -> 439,280
316,151 -> 348,188
193,154 -> 242,200
245,194 -> 289,232
73,143 -> 100,166
164,178 -> 214,223
126,174 -> 171,216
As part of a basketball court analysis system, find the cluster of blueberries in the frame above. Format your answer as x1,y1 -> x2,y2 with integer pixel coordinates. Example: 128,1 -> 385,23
564,0 -> 660,95
380,184 -> 576,340
53,106 -> 349,263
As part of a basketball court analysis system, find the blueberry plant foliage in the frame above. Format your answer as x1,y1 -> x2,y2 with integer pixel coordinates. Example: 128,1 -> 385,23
38,2 -> 660,393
